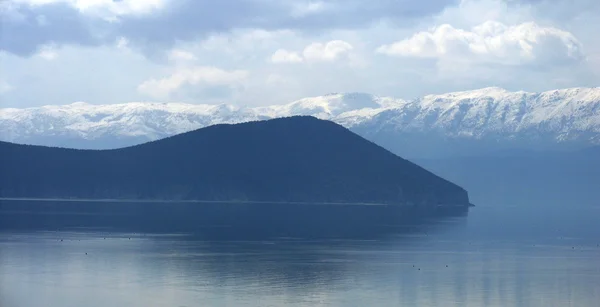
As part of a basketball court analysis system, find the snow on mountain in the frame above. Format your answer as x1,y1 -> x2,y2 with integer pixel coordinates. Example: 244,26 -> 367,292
361,87 -> 600,139
0,92 -> 402,144
1,102 -> 258,142
254,92 -> 402,119
1,87 -> 599,157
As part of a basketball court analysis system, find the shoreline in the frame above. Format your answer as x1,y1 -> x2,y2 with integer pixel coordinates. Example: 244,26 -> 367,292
0,197 -> 473,207
0,197 -> 389,206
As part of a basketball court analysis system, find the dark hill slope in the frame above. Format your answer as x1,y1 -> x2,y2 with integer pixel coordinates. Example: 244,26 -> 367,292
0,116 -> 470,206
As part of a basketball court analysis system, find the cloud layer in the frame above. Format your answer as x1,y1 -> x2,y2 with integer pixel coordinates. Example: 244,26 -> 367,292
1,0 -> 598,108
1,0 -> 454,56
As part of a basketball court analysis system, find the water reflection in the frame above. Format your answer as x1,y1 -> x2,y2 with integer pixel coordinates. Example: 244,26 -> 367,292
1,201 -> 599,307
0,200 -> 469,240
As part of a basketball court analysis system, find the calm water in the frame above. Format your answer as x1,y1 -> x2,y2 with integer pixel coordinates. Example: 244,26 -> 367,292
1,201 -> 599,307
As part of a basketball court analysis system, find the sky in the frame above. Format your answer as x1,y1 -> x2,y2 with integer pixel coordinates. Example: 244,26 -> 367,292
0,0 -> 599,108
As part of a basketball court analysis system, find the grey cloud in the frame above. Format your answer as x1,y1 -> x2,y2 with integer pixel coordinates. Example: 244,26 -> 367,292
274,0 -> 457,30
114,0 -> 460,49
0,4 -> 100,56
115,0 -> 282,50
2,0 -> 457,56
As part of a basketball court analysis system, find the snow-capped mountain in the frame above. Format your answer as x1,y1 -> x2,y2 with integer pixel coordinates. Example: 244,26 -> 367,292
352,87 -> 600,157
1,87 -> 599,158
0,92 -> 404,149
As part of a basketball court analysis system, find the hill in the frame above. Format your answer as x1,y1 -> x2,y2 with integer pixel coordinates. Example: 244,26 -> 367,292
1,87 -> 598,158
0,116 -> 470,207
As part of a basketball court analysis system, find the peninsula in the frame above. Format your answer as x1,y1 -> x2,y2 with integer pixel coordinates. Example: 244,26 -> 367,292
0,116 -> 470,208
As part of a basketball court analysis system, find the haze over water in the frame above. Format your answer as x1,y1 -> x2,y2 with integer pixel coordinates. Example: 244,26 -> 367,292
1,199 -> 599,307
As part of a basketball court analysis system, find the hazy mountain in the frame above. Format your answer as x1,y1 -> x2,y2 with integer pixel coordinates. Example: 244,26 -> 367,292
0,116 -> 470,207
1,87 -> 598,158
415,146 -> 600,208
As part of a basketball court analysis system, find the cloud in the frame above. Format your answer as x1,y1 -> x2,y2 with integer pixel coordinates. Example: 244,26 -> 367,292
0,2 -> 100,56
197,29 -> 296,57
137,66 -> 249,99
11,0 -> 167,19
290,1 -> 330,17
36,45 -> 58,60
115,37 -> 130,51
167,49 -> 197,62
303,40 -> 353,61
271,49 -> 303,63
1,0 -> 598,109
271,40 -> 354,64
377,21 -> 584,66
1,0 -> 456,56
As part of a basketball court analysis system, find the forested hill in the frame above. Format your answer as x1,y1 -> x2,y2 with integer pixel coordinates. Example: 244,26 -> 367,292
0,116 -> 470,206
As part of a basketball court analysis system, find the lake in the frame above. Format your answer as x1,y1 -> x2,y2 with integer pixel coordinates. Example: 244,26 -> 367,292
1,200 -> 599,307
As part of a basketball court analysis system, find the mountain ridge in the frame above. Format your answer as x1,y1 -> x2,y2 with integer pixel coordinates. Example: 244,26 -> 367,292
1,87 -> 599,157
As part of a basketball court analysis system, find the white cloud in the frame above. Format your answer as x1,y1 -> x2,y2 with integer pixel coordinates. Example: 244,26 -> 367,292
270,40 -> 354,64
137,66 -> 249,99
303,40 -> 354,62
377,21 -> 583,65
116,37 -> 130,51
168,49 -> 197,62
37,45 -> 58,60
270,49 -> 303,63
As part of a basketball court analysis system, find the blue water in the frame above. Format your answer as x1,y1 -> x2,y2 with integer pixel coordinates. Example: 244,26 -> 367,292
1,201 -> 599,307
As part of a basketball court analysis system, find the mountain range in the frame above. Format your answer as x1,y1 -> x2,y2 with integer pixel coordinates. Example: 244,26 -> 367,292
2,87 -> 599,158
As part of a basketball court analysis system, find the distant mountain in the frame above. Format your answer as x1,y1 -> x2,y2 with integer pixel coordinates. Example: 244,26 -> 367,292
415,146 -> 600,208
1,87 -> 599,158
0,116 -> 470,207
357,87 -> 600,157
